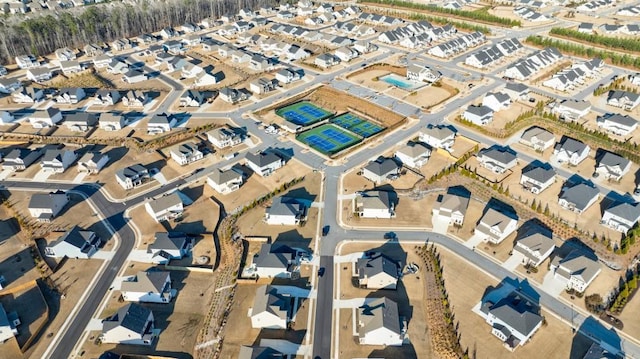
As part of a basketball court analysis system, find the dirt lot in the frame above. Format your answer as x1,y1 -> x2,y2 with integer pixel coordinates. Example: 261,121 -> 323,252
95,68 -> 172,92
79,270 -> 216,359
336,241 -> 432,359
0,283 -> 48,353
439,247 -> 576,359
218,283 -> 310,359
341,192 -> 437,228
490,101 -> 537,131
618,289 -> 640,340
0,205 -> 40,291
342,167 -> 423,193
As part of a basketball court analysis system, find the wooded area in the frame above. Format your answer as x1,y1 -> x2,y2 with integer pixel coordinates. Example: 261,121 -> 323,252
0,0 -> 279,64
549,27 -> 640,54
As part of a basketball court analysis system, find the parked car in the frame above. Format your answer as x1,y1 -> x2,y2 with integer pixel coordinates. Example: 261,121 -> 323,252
318,267 -> 325,277
322,225 -> 330,236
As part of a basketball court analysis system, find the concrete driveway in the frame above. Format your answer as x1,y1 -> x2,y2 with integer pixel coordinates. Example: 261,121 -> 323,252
541,271 -> 567,297
502,252 -> 525,271
431,214 -> 450,234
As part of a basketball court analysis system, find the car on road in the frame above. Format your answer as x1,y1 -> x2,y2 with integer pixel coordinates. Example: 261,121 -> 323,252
318,267 -> 325,277
383,232 -> 396,240
322,225 -> 330,236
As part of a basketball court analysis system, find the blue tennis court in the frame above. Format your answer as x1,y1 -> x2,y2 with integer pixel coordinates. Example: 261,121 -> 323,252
331,112 -> 385,138
276,101 -> 333,126
296,124 -> 360,155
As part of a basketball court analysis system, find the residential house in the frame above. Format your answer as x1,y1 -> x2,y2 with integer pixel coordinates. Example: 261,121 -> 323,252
250,55 -> 274,71
55,87 -> 86,104
245,151 -> 284,177
362,157 -> 400,184
219,87 -> 249,104
353,191 -> 396,219
0,78 -> 21,94
503,47 -> 563,81
55,47 -> 76,61
265,196 -> 307,225
286,45 -> 310,61
356,253 -> 400,290
93,54 -> 112,68
559,182 -> 599,214
553,99 -> 591,120
249,78 -> 278,94
357,297 -> 405,346
28,190 -> 69,222
121,271 -> 174,303
93,90 -> 121,106
107,59 -> 129,74
207,127 -> 242,149
207,168 -> 243,194
519,127 -> 554,151
12,86 -> 43,103
179,90 -> 205,107
463,105 -> 494,125
99,113 -> 126,131
419,124 -> 456,151
578,22 -> 594,33
353,40 -> 378,54
315,53 -> 340,68
596,113 -> 638,136
14,55 -> 38,69
122,69 -> 147,84
406,63 -> 441,83
60,60 -> 82,75
478,289 -> 543,349
0,111 -> 14,125
84,43 -> 104,57
0,304 -> 20,343
275,68 -> 302,84
110,38 -> 133,52
101,303 -> 157,345
194,71 -> 222,86
334,47 -> 359,62
514,231 -> 555,267
2,148 -> 43,171
64,113 -> 98,132
433,191 -> 469,226
77,152 -> 109,174
45,226 -> 100,259
122,90 -> 147,107
503,82 -> 529,101
250,285 -> 291,329
465,38 -> 523,69
247,243 -> 296,279
181,22 -> 198,33
520,162 -> 556,194
146,232 -> 191,264
602,201 -> 640,233
475,207 -> 518,244
41,149 -> 77,173
607,90 -> 640,110
553,137 -> 590,165
394,142 -> 431,168
147,113 -> 176,135
169,143 -> 203,166
115,164 -> 149,189
595,151 -> 631,181
482,92 -> 511,112
26,67 -> 53,82
550,250 -> 601,293
159,27 -> 176,38
145,193 -> 184,222
477,146 -> 518,174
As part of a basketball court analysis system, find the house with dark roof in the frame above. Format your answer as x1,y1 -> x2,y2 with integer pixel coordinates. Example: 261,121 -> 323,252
478,289 -> 543,350
250,285 -> 292,329
607,90 -> 640,110
121,271 -> 174,303
28,190 -> 69,222
265,196 -> 307,225
45,226 -> 101,259
463,105 -> 493,125
246,151 -> 285,177
12,86 -> 44,103
357,297 -> 405,346
553,137 -> 590,166
145,192 -> 184,222
601,201 -> 640,233
362,157 -> 400,184
207,168 -> 243,194
2,148 -> 43,171
514,230 -> 555,267
0,304 -> 20,343
147,113 -> 177,135
169,142 -> 203,166
419,124 -> 456,150
64,113 -> 98,132
40,149 -> 78,173
146,232 -> 191,264
356,253 -> 400,290
238,346 -> 285,359
550,249 -> 601,292
115,164 -> 149,189
595,151 -> 631,181
353,190 -> 396,219
477,146 -> 517,174
101,303 -> 157,345
558,181 -> 599,214
77,152 -> 109,174
520,162 -> 556,194
245,243 -> 296,279
433,191 -> 470,226
482,92 -> 511,112
92,89 -> 121,106
596,113 -> 638,136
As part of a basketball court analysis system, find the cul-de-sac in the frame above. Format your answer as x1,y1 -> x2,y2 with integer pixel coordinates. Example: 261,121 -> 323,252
1,0 -> 640,358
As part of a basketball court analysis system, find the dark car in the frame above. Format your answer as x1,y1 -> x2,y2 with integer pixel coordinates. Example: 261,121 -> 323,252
318,267 -> 325,277
322,225 -> 330,236
383,232 -> 396,240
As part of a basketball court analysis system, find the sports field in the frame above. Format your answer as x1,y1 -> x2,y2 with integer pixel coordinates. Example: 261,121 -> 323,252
331,112 -> 385,138
297,124 -> 361,155
276,101 -> 333,126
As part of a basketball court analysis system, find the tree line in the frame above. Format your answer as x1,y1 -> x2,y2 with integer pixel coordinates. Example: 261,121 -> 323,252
0,0 -> 279,64
525,35 -> 640,70
549,27 -> 640,54
360,0 -> 521,27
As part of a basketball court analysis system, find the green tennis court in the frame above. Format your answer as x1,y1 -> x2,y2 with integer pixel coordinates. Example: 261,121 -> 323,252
276,101 -> 333,126
297,124 -> 361,155
330,113 -> 385,138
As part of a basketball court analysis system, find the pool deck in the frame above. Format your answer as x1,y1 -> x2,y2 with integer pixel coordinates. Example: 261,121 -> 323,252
380,73 -> 426,91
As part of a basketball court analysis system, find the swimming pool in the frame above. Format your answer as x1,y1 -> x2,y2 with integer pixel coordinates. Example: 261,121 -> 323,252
380,73 -> 425,91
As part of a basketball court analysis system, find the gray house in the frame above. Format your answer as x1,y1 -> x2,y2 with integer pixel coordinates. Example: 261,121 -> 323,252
45,226 -> 101,259
356,253 -> 400,290
146,232 -> 192,264
559,182 -> 599,214
28,190 -> 70,222
595,151 -> 631,181
265,196 -> 307,225
250,285 -> 292,329
2,148 -> 43,171
362,157 -> 400,184
477,146 -> 517,174
115,164 -> 150,190
101,303 -> 157,345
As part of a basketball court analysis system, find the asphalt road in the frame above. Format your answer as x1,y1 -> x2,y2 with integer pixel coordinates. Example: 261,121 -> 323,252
311,255 -> 335,359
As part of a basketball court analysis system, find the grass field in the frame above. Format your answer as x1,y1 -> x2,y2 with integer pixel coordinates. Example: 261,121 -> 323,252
276,101 -> 333,126
297,124 -> 361,155
331,112 -> 385,138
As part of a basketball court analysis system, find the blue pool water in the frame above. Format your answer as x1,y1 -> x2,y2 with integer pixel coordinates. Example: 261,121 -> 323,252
380,74 -> 425,91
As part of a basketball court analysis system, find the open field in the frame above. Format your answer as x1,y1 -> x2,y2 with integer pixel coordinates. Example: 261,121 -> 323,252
0,204 -> 40,291
618,289 -> 640,340
0,282 -> 48,353
341,192 -> 437,228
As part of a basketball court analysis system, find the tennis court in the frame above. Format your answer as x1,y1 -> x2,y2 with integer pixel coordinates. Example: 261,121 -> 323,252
297,124 -> 361,155
276,101 -> 333,126
330,113 -> 385,138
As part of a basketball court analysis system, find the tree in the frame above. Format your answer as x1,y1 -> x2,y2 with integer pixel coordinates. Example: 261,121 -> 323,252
543,203 -> 550,216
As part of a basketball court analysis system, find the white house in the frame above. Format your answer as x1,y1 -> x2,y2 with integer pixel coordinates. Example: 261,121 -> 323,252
482,92 -> 511,112
596,113 -> 638,136
44,226 -> 100,259
169,143 -> 203,166
145,193 -> 184,222
559,182 -> 599,214
553,99 -> 591,120
595,151 -> 631,181
29,108 -> 62,128
406,63 -> 441,83
245,151 -> 284,177
357,297 -> 405,346
28,190 -> 70,222
207,168 -> 243,194
99,113 -> 127,131
275,69 -> 301,84
0,78 -> 21,94
334,47 -> 359,62
146,232 -> 192,264
477,146 -> 518,174
101,303 -> 157,345
475,207 -> 518,244
362,158 -> 401,184
265,197 -> 306,225
55,87 -> 86,104
419,125 -> 456,151
514,231 -> 555,267
40,149 -> 78,173
463,105 -> 494,125
520,163 -> 556,194
607,90 -> 640,111
246,243 -> 296,279
353,191 -> 395,219
519,127 -> 555,152
602,201 -> 640,233
394,142 -> 431,168
26,67 -> 53,82
553,137 -> 590,166
207,127 -> 242,149
77,152 -> 110,174
433,191 -> 469,226
550,250 -> 601,293
315,53 -> 340,68
356,253 -> 399,290
250,285 -> 291,329
121,271 -> 174,303
147,113 -> 176,135
12,86 -> 44,103
0,304 -> 20,343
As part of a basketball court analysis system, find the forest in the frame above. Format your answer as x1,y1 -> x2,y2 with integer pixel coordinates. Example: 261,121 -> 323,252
0,0 -> 279,64
549,27 -> 640,54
